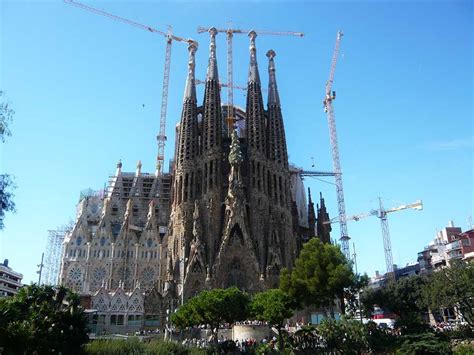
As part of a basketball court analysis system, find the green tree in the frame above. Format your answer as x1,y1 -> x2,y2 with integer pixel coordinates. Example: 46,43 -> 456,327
361,274 -> 429,333
250,289 -> 294,351
424,260 -> 474,328
171,287 -> 250,344
280,238 -> 355,317
0,90 -> 16,230
0,91 -> 13,142
344,273 -> 369,318
318,317 -> 369,355
0,284 -> 89,354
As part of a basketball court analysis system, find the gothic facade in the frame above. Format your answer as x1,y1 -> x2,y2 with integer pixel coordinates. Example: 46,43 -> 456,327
58,29 -> 330,332
58,163 -> 171,294
163,30 -> 307,301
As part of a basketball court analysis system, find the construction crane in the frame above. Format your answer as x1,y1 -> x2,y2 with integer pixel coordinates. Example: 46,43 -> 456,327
64,0 -> 197,175
328,198 -> 423,281
194,79 -> 247,91
197,25 -> 303,133
299,170 -> 339,177
322,30 -> 350,259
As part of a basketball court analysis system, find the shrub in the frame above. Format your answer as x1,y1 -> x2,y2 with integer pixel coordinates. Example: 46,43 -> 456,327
318,318 -> 368,354
396,333 -> 452,355
286,325 -> 325,352
85,338 -> 208,355
365,321 -> 398,353
453,343 -> 474,355
145,339 -> 193,354
444,324 -> 474,340
85,338 -> 145,354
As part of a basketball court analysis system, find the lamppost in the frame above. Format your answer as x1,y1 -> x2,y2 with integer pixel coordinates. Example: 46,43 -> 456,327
179,257 -> 188,305
165,297 -> 176,340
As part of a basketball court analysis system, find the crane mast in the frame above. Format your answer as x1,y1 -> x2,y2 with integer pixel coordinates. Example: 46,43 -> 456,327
323,31 -> 350,259
326,199 -> 423,280
156,30 -> 172,175
227,29 -> 234,134
64,0 -> 196,176
378,197 -> 395,281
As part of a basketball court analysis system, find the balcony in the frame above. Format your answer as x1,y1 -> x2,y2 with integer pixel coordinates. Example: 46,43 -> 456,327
446,240 -> 461,251
0,276 -> 23,287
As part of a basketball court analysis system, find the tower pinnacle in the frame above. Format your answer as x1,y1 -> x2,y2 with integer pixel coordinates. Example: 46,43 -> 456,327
136,160 -> 142,176
116,159 -> 122,175
183,42 -> 197,102
248,31 -> 260,84
267,49 -> 280,106
207,27 -> 218,81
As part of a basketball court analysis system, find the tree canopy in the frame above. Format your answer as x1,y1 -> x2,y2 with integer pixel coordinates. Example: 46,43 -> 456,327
0,91 -> 13,142
280,238 -> 355,316
361,274 -> 431,333
171,287 -> 250,343
0,90 -> 15,230
250,288 -> 294,350
0,284 -> 89,354
424,260 -> 474,327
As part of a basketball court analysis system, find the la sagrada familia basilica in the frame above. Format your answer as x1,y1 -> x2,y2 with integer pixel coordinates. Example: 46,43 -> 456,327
58,29 -> 331,334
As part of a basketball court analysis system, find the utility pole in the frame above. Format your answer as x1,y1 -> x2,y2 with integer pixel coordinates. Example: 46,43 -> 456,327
353,242 -> 363,322
37,252 -> 44,285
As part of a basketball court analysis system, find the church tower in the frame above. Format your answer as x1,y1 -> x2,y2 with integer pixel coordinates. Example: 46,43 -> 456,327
262,49 -> 295,286
200,28 -> 224,271
166,42 -> 199,297
316,192 -> 332,244
164,31 -> 299,301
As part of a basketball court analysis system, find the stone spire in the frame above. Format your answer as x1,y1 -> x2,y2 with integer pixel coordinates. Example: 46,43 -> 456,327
266,50 -> 280,106
183,42 -> 197,103
316,192 -> 332,244
266,49 -> 288,167
136,160 -> 142,176
177,42 -> 199,165
248,31 -> 260,84
202,27 -> 222,152
116,159 -> 122,175
246,30 -> 266,155
206,27 -> 218,81
307,187 -> 316,237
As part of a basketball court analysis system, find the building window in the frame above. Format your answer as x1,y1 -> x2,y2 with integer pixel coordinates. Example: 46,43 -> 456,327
117,315 -> 124,325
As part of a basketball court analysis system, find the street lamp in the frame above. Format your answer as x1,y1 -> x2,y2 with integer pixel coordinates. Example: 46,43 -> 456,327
179,256 -> 188,305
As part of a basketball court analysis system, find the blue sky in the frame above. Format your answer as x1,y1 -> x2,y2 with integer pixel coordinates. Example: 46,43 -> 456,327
1,0 -> 472,284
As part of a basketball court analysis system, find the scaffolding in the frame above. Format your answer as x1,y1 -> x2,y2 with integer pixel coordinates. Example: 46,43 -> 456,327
43,226 -> 72,285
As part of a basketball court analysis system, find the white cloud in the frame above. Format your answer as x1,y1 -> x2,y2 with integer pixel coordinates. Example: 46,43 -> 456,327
424,137 -> 473,151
